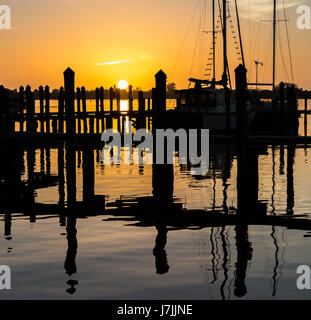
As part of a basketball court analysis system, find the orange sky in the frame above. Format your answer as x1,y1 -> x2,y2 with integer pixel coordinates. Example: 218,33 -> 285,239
1,0 -> 310,90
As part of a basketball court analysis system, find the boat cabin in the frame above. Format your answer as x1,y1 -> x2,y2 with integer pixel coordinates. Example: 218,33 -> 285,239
176,88 -> 234,112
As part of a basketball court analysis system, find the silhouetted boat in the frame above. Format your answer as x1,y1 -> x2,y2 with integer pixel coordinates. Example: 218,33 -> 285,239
174,0 -> 257,131
175,79 -> 256,131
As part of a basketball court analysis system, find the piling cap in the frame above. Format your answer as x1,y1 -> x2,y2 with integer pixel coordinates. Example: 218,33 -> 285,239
234,64 -> 247,74
64,67 -> 75,75
155,70 -> 167,79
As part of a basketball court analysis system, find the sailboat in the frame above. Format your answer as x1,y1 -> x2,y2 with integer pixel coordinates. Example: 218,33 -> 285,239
174,0 -> 257,131
174,0 -> 290,132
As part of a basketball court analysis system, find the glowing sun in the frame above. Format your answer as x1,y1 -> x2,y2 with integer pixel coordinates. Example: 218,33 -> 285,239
117,80 -> 128,90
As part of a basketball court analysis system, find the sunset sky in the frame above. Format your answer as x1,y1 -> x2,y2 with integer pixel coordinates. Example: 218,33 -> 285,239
1,0 -> 310,90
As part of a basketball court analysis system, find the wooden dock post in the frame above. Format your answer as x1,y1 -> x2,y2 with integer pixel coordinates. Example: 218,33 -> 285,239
235,64 -> 248,151
19,86 -> 24,132
89,117 -> 94,134
100,86 -> 104,132
286,85 -> 298,136
129,85 -> 133,112
25,85 -> 36,132
45,85 -> 50,133
116,88 -> 121,113
138,90 -> 146,129
235,64 -> 249,214
279,82 -> 285,135
39,86 -> 44,133
107,87 -> 114,129
116,88 -> 121,132
95,87 -> 100,133
58,87 -> 65,133
64,68 -> 76,135
109,87 -> 114,112
52,118 -> 58,133
76,87 -> 81,134
81,86 -> 87,133
152,70 -> 174,208
225,87 -> 231,132
153,70 -> 167,130
138,90 -> 145,113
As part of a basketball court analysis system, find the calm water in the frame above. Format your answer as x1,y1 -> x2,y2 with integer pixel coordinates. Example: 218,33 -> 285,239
1,143 -> 311,300
1,99 -> 311,300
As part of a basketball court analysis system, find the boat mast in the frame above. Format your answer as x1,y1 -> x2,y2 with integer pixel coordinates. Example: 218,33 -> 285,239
272,0 -> 276,91
234,0 -> 245,67
212,0 -> 216,80
223,0 -> 227,85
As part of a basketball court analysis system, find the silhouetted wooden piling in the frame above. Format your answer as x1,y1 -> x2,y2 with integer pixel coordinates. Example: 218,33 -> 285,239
81,86 -> 87,133
235,64 -> 249,214
64,68 -> 76,135
116,89 -> 121,132
39,86 -> 44,133
95,87 -> 100,133
138,90 -> 146,129
279,82 -> 285,135
138,91 -> 145,113
286,85 -> 298,136
100,86 -> 104,132
235,64 -> 248,150
45,86 -> 50,133
25,85 -> 36,132
46,148 -> 51,176
107,87 -> 114,129
76,87 -> 81,134
116,88 -> 121,113
89,117 -> 94,134
58,87 -> 65,133
52,118 -> 57,133
109,87 -> 114,112
153,70 -> 167,131
225,87 -> 231,132
129,85 -> 133,112
235,65 -> 262,216
19,86 -> 24,132
152,70 -> 174,208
